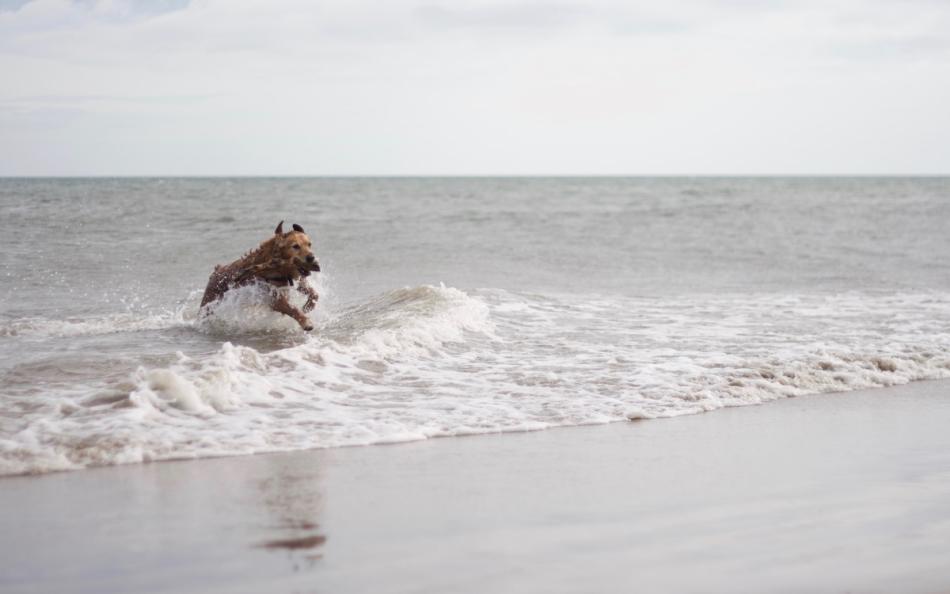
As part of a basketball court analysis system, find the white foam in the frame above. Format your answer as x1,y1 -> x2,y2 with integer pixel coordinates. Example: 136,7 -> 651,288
195,274 -> 332,335
3,287 -> 950,476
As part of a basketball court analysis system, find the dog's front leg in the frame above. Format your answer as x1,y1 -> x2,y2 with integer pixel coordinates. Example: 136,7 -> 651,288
296,282 -> 319,313
270,289 -> 313,331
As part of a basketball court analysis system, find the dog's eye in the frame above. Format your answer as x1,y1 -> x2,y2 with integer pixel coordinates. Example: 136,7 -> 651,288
292,244 -> 300,250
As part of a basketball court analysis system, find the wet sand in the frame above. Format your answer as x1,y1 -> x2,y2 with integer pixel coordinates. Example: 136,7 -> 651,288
3,380 -> 950,594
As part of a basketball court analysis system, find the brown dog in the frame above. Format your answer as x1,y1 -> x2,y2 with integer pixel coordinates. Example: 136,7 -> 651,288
200,221 -> 321,331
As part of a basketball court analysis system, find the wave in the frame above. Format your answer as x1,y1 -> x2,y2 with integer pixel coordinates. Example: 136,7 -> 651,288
0,308 -> 193,338
3,286 -> 950,476
0,290 -> 206,339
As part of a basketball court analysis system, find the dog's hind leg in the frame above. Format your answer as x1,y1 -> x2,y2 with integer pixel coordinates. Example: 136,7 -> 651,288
269,289 -> 313,331
200,267 -> 229,307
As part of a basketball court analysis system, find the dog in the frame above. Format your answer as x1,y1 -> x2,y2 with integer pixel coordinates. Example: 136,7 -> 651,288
200,221 -> 321,331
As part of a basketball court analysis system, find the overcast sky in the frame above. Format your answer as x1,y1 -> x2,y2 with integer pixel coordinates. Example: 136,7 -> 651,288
1,0 -> 949,175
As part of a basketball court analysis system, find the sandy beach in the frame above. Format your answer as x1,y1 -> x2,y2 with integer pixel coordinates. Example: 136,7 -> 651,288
2,379 -> 949,593
4,0 -> 950,590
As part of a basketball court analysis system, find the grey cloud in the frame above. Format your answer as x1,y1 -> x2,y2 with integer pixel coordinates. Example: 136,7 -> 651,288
0,93 -> 219,108
1,0 -> 192,14
3,0 -> 950,175
0,0 -> 30,12
414,3 -> 590,30
828,34 -> 950,61
415,2 -> 695,38
72,0 -> 191,14
607,17 -> 691,36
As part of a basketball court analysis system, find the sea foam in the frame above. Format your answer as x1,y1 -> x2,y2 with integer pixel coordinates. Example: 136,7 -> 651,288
2,286 -> 950,476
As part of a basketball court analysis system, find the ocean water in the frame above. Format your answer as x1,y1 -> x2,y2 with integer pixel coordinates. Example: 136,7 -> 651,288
1,177 -> 949,475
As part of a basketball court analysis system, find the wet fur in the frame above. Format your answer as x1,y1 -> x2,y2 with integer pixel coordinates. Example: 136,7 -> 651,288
200,221 -> 321,331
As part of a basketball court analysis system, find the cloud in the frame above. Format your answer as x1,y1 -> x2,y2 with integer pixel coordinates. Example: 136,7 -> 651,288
1,0 -> 949,174
0,0 -> 30,11
414,3 -> 590,30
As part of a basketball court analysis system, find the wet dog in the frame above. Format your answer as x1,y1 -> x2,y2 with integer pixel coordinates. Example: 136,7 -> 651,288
200,221 -> 321,331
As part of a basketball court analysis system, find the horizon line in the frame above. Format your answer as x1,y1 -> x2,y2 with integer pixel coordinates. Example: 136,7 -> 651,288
2,173 -> 950,179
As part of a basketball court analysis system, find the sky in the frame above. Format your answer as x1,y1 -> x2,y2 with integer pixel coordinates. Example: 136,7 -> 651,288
1,0 -> 949,175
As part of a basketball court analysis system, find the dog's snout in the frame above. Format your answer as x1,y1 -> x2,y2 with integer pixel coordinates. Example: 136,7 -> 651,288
306,254 -> 315,263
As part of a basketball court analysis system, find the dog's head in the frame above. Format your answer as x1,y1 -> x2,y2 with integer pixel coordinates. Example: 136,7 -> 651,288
273,221 -> 321,277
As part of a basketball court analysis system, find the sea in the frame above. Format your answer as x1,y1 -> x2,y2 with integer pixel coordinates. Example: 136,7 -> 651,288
1,177 -> 949,476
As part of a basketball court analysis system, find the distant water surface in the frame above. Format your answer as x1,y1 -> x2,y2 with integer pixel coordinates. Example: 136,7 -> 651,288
1,177 -> 949,474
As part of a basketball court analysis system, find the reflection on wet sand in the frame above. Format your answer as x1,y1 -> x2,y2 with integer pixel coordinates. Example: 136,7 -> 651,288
258,534 -> 327,551
254,461 -> 327,566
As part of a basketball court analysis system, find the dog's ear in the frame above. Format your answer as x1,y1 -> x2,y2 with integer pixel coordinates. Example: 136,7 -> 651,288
292,223 -> 305,233
274,221 -> 284,235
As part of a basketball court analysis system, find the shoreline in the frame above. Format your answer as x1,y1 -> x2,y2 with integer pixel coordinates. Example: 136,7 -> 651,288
6,373 -> 946,479
3,379 -> 950,593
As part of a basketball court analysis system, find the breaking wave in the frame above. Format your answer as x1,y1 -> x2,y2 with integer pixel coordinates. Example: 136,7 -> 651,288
3,286 -> 950,476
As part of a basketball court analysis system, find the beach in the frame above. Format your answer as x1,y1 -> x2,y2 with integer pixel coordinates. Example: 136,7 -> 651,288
4,0 -> 950,589
3,379 -> 950,593
2,177 -> 949,592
